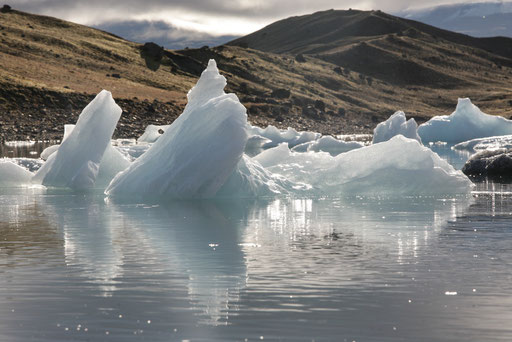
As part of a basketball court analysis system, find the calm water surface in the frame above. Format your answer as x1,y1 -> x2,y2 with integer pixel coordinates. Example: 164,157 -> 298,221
1,143 -> 512,341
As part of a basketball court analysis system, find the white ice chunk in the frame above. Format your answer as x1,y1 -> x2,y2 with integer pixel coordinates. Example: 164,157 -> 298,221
106,60 -> 248,198
137,124 -> 171,143
453,135 -> 512,152
292,135 -> 364,156
115,144 -> 151,161
39,124 -> 131,185
373,111 -> 421,144
40,125 -> 75,161
244,134 -> 272,156
247,124 -> 321,148
217,155 -> 308,197
32,90 -> 122,189
418,98 -> 512,143
0,160 -> 34,187
257,136 -> 473,195
40,145 -> 59,161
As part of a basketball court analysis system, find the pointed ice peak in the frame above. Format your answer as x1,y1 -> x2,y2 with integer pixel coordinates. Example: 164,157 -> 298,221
187,59 -> 227,107
372,111 -> 421,144
455,98 -> 474,112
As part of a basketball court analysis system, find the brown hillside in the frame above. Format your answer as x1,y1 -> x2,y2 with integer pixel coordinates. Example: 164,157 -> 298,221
1,8 -> 512,141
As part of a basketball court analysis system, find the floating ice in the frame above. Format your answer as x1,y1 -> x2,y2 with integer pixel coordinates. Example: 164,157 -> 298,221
245,134 -> 272,156
106,60 -> 248,198
137,124 -> 171,143
33,90 -> 123,189
247,124 -> 320,149
217,155 -> 307,197
453,135 -> 512,152
418,98 -> 512,143
40,125 -> 75,161
373,111 -> 421,144
256,136 -> 473,195
0,160 -> 34,187
39,124 -> 131,187
40,145 -> 59,161
292,135 -> 364,156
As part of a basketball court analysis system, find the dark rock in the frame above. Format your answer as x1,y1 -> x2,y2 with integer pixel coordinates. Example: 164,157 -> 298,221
1,4 -> 11,13
338,108 -> 346,116
314,100 -> 325,111
302,105 -> 323,120
292,97 -> 304,106
333,66 -> 342,75
111,73 -> 121,78
140,42 -> 164,71
271,88 -> 291,99
295,54 -> 306,63
462,148 -> 512,180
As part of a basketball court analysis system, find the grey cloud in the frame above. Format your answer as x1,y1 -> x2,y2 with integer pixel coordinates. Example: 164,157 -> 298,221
10,0 -> 480,26
94,20 -> 239,49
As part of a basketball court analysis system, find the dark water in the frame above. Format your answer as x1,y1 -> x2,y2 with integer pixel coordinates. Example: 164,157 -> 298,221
0,141 -> 56,159
1,142 -> 512,341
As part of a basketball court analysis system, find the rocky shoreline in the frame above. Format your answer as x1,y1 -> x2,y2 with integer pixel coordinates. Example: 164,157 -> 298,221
0,85 -> 374,142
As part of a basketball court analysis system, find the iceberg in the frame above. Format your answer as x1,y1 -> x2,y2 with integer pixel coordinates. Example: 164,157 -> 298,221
38,124 -> 130,187
32,90 -> 123,189
216,155 -> 308,197
292,135 -> 364,156
247,124 -> 320,149
453,135 -> 512,152
418,98 -> 512,143
0,160 -> 34,187
255,136 -> 473,195
40,124 -> 75,160
372,111 -> 421,144
105,60 -> 248,198
137,124 -> 171,143
244,134 -> 272,156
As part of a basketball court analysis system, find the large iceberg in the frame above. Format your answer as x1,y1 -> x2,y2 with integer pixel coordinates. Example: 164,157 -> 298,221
32,90 -> 123,189
373,111 -> 421,144
418,98 -> 512,143
105,60 -> 248,198
255,136 -> 473,195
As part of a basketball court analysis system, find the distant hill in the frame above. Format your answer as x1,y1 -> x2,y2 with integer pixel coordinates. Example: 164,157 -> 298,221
399,2 -> 512,38
1,7 -> 512,141
228,9 -> 512,87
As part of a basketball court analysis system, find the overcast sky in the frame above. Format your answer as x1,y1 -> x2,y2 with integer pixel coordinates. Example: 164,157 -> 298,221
9,0 -> 502,36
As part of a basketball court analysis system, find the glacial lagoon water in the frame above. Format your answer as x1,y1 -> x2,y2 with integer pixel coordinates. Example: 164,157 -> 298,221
1,144 -> 512,341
